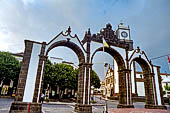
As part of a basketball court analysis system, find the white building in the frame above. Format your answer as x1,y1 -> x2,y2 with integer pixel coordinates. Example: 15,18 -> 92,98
11,52 -> 24,62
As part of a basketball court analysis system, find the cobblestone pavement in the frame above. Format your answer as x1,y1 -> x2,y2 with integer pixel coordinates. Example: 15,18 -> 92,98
109,108 -> 169,113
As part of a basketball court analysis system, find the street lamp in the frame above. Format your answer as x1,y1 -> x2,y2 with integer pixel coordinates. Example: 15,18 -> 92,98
104,87 -> 108,113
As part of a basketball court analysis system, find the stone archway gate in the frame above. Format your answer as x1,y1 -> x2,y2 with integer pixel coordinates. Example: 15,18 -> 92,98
10,24 -> 166,113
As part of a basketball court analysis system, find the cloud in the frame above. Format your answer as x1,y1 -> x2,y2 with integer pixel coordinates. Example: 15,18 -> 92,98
0,0 -> 170,80
22,0 -> 36,5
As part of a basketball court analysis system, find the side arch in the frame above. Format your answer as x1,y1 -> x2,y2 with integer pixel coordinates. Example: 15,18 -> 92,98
130,57 -> 155,106
130,57 -> 151,74
46,40 -> 85,63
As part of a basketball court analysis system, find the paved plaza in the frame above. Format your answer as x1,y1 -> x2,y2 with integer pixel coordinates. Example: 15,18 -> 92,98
0,97 -> 169,113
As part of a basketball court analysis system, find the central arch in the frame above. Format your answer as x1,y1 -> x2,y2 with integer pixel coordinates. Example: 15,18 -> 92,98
91,47 -> 128,106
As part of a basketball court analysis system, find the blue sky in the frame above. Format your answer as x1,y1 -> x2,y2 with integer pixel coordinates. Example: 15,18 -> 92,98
0,0 -> 170,80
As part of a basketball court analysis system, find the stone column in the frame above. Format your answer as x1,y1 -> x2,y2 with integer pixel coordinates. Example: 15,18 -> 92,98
144,71 -> 167,109
144,73 -> 155,108
75,30 -> 92,113
9,40 -> 43,113
75,63 -> 92,113
14,40 -> 33,102
77,63 -> 85,104
117,69 -> 134,108
84,63 -> 92,104
153,66 -> 167,109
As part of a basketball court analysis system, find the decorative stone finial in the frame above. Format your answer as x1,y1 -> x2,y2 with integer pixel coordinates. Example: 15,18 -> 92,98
85,31 -> 88,35
106,23 -> 112,29
136,46 -> 140,53
88,28 -> 91,35
66,26 -> 71,35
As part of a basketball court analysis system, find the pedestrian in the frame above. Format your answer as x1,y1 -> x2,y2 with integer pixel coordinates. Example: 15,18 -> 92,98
40,93 -> 45,103
91,96 -> 93,101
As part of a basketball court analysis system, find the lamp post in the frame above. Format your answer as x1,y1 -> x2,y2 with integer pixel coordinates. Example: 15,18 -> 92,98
104,87 -> 108,113
103,63 -> 109,113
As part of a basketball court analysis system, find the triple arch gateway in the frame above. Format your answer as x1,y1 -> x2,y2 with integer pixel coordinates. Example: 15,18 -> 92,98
10,23 -> 167,113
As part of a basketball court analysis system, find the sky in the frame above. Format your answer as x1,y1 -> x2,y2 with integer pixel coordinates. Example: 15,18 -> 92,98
0,0 -> 170,81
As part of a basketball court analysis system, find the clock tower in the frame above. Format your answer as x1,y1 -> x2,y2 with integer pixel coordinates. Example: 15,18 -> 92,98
116,22 -> 131,40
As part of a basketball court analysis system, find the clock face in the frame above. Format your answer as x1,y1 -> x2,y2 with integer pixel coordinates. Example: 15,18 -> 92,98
121,31 -> 128,38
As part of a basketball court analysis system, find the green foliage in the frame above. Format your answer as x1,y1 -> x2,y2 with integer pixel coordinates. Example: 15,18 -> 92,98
44,60 -> 77,90
91,70 -> 101,88
44,60 -> 101,91
44,60 -> 54,87
0,51 -> 21,86
53,63 -> 77,90
164,85 -> 170,91
163,90 -> 166,96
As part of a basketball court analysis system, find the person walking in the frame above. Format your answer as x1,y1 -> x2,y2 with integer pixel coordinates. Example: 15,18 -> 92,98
40,93 -> 45,103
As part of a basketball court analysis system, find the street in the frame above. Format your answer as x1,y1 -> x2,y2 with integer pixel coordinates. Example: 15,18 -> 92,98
0,97 -> 169,113
0,98 -> 13,113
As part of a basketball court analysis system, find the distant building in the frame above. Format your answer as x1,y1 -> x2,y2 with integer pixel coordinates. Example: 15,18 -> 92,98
100,64 -> 114,97
133,71 -> 170,97
61,61 -> 78,70
105,65 -> 114,97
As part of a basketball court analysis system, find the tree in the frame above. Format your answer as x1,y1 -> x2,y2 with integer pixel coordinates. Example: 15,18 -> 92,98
44,60 -> 77,89
43,60 -> 54,89
43,61 -> 100,99
69,69 -> 101,89
44,60 -> 78,98
44,61 -> 101,90
91,70 -> 101,88
0,51 -> 21,88
52,63 -> 77,90
164,85 -> 170,91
